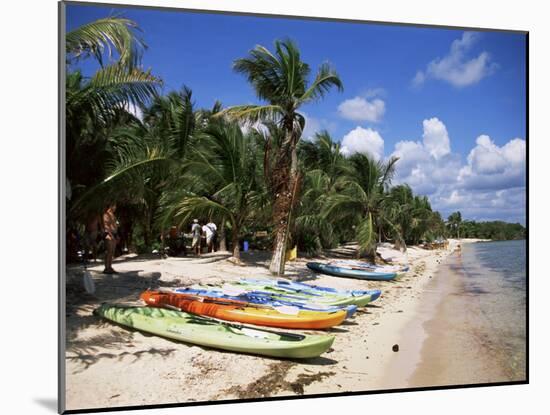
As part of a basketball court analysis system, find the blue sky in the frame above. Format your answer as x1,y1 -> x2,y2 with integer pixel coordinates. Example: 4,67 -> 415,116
67,4 -> 527,224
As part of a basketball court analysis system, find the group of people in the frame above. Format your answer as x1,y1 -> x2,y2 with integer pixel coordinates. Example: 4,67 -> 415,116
191,219 -> 217,256
75,205 -> 218,273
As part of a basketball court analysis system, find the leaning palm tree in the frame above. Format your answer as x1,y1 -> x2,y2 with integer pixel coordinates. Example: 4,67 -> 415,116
220,39 -> 343,275
323,153 -> 400,262
162,121 -> 266,260
66,16 -> 162,222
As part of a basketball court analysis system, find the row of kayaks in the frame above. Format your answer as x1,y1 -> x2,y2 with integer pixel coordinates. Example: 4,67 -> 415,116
93,277 -> 384,359
93,261 -> 408,360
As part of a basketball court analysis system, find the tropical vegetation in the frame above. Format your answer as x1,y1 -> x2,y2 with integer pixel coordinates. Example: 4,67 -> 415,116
65,15 -> 525,273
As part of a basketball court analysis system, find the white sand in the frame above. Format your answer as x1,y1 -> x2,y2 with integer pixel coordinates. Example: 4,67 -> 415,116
64,240 -> 471,410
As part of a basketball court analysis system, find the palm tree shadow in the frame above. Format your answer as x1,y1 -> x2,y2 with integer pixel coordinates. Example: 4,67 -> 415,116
289,356 -> 339,366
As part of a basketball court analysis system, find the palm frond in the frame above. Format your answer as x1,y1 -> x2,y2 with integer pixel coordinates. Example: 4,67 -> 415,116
172,196 -> 233,228
300,62 -> 343,103
216,104 -> 283,125
356,213 -> 376,256
66,16 -> 146,70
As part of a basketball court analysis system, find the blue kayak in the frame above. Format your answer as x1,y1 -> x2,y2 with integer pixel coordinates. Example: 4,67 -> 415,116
330,260 -> 409,273
306,262 -> 397,281
173,286 -> 358,318
241,278 -> 381,302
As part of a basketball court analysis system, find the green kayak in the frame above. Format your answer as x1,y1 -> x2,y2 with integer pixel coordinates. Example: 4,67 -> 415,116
94,304 -> 335,359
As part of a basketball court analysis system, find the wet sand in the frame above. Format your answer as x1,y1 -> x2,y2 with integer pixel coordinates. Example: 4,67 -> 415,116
390,249 -> 525,388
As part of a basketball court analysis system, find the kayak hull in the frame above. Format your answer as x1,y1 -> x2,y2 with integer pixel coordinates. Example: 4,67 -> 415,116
94,304 -> 334,359
306,262 -> 397,281
141,291 -> 347,329
330,260 -> 409,273
174,287 -> 358,319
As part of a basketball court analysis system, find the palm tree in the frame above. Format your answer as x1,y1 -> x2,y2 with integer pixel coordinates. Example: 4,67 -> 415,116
163,121 -> 265,260
220,39 -> 343,275
294,131 -> 350,254
323,153 -> 400,262
447,211 -> 463,238
66,16 -> 161,223
385,185 -> 437,247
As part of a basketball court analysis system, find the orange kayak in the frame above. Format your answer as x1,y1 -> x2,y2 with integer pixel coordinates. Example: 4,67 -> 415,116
140,290 -> 346,329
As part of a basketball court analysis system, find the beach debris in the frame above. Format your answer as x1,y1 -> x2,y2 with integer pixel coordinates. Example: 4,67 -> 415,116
392,344 -> 399,352
227,256 -> 246,266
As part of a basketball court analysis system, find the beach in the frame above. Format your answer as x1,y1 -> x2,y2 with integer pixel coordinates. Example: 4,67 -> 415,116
64,239 -> 524,411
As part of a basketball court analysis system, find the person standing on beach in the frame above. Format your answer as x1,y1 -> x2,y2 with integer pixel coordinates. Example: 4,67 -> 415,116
203,221 -> 217,253
83,213 -> 101,262
191,219 -> 202,256
102,204 -> 119,274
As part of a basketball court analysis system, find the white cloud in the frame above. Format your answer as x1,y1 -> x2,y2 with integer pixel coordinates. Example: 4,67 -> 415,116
413,32 -> 497,88
432,187 -> 526,224
338,97 -> 385,123
422,117 -> 451,159
389,118 -> 525,223
340,127 -> 384,160
390,117 -> 453,190
458,135 -> 526,190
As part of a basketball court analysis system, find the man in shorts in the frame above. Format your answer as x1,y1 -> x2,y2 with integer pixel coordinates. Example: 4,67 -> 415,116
191,219 -> 202,256
203,221 -> 217,253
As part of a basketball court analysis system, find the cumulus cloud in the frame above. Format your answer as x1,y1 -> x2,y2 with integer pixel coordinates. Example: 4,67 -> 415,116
458,135 -> 526,190
431,187 -> 526,224
389,118 -> 525,223
340,127 -> 384,160
391,117 -> 454,191
338,97 -> 385,123
413,32 -> 498,88
422,117 -> 451,159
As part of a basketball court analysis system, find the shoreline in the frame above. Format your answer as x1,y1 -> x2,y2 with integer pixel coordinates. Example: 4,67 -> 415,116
390,240 -> 525,389
64,239 -> 494,410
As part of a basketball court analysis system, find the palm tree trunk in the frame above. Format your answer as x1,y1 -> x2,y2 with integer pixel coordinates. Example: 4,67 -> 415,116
231,227 -> 240,260
269,168 -> 299,275
269,126 -> 293,275
269,228 -> 287,275
219,219 -> 227,251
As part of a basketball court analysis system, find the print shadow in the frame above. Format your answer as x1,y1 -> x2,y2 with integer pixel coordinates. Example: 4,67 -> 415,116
34,398 -> 57,413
